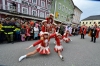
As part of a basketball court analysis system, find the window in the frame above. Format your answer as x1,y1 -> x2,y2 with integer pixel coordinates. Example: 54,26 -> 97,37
32,10 -> 37,16
61,15 -> 63,18
22,7 -> 28,14
41,1 -> 45,7
90,22 -> 91,24
58,3 -> 61,10
86,22 -> 88,24
40,12 -> 44,18
62,5 -> 65,11
8,3 -> 16,11
83,22 -> 84,24
98,22 -> 100,24
48,4 -> 51,10
32,0 -> 36,3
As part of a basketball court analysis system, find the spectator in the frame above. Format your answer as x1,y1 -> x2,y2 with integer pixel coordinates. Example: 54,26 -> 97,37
20,26 -> 26,42
33,23 -> 39,40
59,23 -> 65,35
26,25 -> 31,41
0,21 -> 4,43
2,18 -> 15,43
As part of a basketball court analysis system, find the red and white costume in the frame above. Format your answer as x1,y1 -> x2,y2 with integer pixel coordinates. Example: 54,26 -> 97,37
63,30 -> 71,43
51,23 -> 57,34
54,33 -> 63,52
45,14 -> 54,32
32,32 -> 55,54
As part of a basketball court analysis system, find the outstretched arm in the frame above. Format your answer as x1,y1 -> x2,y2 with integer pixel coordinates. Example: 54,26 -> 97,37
26,40 -> 42,49
49,33 -> 56,38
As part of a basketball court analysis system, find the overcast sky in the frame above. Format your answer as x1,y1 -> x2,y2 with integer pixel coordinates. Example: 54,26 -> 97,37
73,0 -> 100,20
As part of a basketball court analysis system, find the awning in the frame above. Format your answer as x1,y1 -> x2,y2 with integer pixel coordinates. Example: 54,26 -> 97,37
0,11 -> 44,21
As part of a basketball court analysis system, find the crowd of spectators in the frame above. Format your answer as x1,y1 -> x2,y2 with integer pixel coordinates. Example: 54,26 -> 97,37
0,17 -> 82,44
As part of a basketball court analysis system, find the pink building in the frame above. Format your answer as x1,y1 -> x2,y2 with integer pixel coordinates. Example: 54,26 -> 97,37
0,0 -> 52,21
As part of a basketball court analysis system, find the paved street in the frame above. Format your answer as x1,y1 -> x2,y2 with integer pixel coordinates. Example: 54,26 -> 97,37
0,35 -> 100,66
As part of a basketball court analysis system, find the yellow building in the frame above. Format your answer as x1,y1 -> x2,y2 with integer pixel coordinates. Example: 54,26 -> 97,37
81,15 -> 100,27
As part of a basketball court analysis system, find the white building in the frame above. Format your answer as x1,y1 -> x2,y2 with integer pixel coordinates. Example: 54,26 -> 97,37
72,6 -> 82,25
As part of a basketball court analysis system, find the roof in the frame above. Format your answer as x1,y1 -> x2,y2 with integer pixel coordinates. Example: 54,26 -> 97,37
74,5 -> 83,13
81,15 -> 100,21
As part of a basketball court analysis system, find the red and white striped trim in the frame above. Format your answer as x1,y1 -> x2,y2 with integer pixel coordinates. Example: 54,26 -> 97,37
36,44 -> 50,54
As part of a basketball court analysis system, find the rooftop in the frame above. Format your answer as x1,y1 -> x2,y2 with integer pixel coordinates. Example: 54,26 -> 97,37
81,15 -> 100,21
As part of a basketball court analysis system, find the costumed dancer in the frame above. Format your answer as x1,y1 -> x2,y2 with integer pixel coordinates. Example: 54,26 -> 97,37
45,13 -> 54,32
63,30 -> 72,43
51,23 -> 57,34
54,32 -> 64,61
19,32 -> 55,62
88,24 -> 99,43
79,25 -> 86,39
39,20 -> 48,40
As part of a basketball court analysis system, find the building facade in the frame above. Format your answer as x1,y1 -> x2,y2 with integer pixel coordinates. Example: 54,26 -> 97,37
51,0 -> 74,24
72,6 -> 82,24
0,0 -> 52,21
81,15 -> 100,27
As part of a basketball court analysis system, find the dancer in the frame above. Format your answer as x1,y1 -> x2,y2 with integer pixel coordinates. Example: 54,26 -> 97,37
51,23 -> 57,34
63,30 -> 72,43
46,13 -> 54,32
54,32 -> 64,61
19,32 -> 55,62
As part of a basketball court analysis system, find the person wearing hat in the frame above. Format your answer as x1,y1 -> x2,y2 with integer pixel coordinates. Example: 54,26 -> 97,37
54,32 -> 64,61
41,20 -> 48,32
63,30 -> 72,43
19,32 -> 56,62
46,13 -> 54,32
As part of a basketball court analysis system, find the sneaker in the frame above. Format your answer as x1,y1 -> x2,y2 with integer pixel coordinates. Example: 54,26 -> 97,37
61,57 -> 64,61
19,55 -> 26,62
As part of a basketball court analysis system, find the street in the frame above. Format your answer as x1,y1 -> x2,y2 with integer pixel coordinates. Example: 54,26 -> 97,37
0,35 -> 100,66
